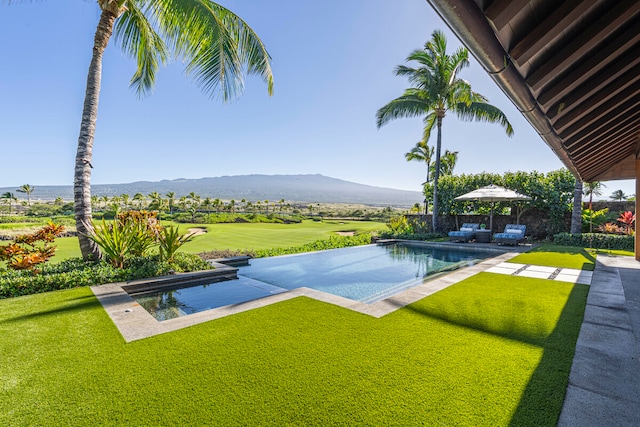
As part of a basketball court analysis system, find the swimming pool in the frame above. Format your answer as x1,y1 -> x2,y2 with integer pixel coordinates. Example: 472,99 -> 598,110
133,243 -> 497,321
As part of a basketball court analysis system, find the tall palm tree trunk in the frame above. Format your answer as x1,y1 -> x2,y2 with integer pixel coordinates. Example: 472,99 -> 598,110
431,116 -> 443,232
571,180 -> 583,234
74,9 -> 117,261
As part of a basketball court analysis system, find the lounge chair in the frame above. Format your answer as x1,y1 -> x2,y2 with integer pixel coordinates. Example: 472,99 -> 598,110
493,224 -> 526,246
448,223 -> 480,243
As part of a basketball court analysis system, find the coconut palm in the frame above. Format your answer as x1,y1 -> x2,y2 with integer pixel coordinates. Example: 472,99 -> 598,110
438,149 -> 458,176
610,189 -> 628,201
377,30 -> 513,231
405,140 -> 433,213
571,180 -> 583,234
133,192 -> 145,209
1,192 -> 17,215
120,194 -> 131,210
584,181 -> 605,210
16,184 -> 35,206
405,140 -> 434,185
165,192 -> 176,214
10,1 -> 275,260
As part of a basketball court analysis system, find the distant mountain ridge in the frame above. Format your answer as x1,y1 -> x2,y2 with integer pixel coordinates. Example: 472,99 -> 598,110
1,174 -> 423,206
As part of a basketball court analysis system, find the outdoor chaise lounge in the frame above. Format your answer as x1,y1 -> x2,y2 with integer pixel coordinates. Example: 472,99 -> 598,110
448,223 -> 480,243
493,224 -> 526,246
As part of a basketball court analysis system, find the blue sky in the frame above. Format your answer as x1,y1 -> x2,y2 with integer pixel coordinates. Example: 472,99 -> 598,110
0,0 -> 635,199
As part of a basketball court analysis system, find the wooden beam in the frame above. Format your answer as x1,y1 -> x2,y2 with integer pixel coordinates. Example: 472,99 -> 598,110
510,0 -> 599,65
545,48 -> 640,120
553,78 -> 640,133
549,66 -> 640,127
559,96 -> 640,143
484,0 -> 529,31
527,1 -> 640,91
537,24 -> 640,107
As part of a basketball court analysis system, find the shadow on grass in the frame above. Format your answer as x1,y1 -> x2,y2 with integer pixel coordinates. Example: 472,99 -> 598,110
508,284 -> 589,426
0,298 -> 102,324
398,282 -> 589,426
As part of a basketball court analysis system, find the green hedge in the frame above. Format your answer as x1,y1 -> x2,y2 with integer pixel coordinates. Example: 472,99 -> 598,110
253,234 -> 372,258
553,232 -> 634,251
0,253 -> 211,299
378,230 -> 445,241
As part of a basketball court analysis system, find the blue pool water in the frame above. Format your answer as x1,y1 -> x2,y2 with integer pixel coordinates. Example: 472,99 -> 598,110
134,244 -> 496,321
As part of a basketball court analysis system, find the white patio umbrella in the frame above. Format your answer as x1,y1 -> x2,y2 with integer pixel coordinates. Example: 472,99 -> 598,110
454,185 -> 531,232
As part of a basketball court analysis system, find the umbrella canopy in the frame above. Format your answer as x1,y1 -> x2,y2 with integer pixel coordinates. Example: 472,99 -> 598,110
454,185 -> 531,232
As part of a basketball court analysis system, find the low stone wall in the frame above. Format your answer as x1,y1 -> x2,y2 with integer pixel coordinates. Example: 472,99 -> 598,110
588,201 -> 635,213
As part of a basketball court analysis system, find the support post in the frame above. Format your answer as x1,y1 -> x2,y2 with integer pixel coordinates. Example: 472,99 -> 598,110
636,155 -> 639,261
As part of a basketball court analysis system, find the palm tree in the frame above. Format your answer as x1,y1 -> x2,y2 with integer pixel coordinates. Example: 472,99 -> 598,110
405,140 -> 433,184
133,192 -> 145,209
584,181 -> 605,210
438,149 -> 458,176
610,189 -> 628,201
405,140 -> 433,213
10,1 -> 276,260
571,180 -> 583,234
16,184 -> 35,206
165,192 -> 176,215
120,193 -> 131,210
1,192 -> 17,215
377,30 -> 513,231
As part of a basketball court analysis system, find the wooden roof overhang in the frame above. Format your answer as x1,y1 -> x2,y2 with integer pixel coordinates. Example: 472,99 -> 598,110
426,0 -> 640,182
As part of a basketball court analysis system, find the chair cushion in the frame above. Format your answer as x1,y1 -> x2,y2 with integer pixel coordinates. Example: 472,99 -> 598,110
505,228 -> 522,234
460,227 -> 473,232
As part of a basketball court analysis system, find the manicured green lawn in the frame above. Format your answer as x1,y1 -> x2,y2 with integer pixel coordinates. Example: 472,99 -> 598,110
0,270 -> 587,425
44,220 -> 385,263
509,244 -> 597,270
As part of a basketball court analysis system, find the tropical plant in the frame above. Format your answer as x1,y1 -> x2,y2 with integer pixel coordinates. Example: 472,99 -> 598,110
583,181 -> 605,210
598,222 -> 623,235
16,184 -> 35,206
157,225 -> 196,263
581,208 -> 609,234
610,189 -> 628,201
387,216 -> 413,235
1,2 -> 275,261
87,218 -> 142,268
377,30 -> 513,231
617,211 -> 636,235
0,222 -> 65,271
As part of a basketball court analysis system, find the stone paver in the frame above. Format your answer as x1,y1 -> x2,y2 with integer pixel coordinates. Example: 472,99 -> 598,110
489,262 -> 593,285
558,255 -> 640,427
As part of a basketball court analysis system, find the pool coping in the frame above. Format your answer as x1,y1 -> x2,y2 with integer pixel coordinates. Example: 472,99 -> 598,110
91,242 -> 529,342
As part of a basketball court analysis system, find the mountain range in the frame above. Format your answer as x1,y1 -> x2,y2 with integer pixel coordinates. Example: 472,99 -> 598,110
1,174 -> 423,207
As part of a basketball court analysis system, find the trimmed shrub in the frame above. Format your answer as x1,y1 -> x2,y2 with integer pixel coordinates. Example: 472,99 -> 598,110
553,232 -> 634,251
0,253 -> 211,299
253,234 -> 373,258
378,231 -> 445,241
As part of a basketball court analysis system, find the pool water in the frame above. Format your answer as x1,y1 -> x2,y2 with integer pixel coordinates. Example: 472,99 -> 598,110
133,243 -> 495,321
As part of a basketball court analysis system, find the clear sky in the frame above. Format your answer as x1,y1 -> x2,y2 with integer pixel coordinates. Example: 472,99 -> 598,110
0,0 -> 635,200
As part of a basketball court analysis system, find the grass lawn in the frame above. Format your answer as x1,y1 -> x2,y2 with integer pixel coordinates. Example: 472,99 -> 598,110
42,220 -> 385,263
509,244 -> 597,270
0,268 -> 588,425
